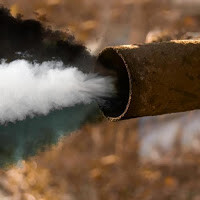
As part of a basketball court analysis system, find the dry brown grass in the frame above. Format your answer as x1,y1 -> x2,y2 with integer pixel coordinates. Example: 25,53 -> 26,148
1,120 -> 200,200
1,1 -> 200,199
0,120 -> 138,200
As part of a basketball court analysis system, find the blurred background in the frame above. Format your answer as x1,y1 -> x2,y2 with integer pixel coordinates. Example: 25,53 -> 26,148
1,0 -> 200,199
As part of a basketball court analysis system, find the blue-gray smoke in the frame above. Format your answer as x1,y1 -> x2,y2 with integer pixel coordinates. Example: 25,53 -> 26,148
0,103 -> 99,168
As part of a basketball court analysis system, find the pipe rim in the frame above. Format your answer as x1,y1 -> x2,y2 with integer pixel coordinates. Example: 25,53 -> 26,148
97,47 -> 132,121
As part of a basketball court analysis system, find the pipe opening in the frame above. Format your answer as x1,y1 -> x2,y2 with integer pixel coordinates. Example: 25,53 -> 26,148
97,48 -> 130,119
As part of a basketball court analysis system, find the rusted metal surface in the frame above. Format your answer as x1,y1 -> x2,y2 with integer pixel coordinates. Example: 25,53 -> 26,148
97,40 -> 200,121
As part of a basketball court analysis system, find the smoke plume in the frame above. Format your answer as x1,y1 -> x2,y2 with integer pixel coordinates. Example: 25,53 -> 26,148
0,6 -> 95,72
0,59 -> 114,124
0,6 -> 112,166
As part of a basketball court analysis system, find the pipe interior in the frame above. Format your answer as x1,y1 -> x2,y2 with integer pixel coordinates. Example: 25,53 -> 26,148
97,49 -> 130,119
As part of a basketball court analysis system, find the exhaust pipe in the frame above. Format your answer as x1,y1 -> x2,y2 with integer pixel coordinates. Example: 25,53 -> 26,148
97,40 -> 200,121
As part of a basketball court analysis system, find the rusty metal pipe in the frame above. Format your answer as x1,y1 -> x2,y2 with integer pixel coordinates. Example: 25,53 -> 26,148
97,40 -> 200,121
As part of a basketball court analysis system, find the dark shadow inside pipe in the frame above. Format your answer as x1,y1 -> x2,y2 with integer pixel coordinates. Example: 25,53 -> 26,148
97,48 -> 130,119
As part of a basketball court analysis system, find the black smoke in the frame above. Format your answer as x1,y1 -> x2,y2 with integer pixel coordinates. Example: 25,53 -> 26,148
0,104 -> 99,168
0,6 -> 95,72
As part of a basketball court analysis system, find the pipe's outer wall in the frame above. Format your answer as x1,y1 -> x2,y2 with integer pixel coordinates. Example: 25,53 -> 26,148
98,40 -> 200,121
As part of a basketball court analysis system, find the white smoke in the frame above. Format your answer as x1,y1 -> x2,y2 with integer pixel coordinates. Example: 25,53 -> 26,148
0,59 -> 115,124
